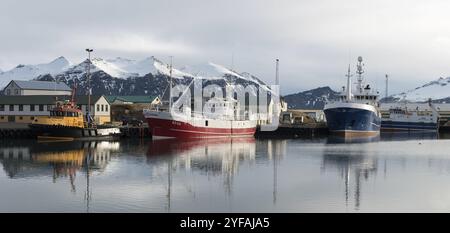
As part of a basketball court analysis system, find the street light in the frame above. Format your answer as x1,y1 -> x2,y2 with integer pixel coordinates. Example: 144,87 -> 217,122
85,48 -> 93,127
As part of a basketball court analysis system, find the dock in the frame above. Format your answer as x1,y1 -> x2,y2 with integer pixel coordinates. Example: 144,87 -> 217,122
0,123 -> 152,139
0,123 -> 329,139
255,123 -> 329,138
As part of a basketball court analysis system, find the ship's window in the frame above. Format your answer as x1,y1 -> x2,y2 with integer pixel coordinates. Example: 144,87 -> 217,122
39,105 -> 44,111
30,105 -> 35,111
205,120 -> 208,126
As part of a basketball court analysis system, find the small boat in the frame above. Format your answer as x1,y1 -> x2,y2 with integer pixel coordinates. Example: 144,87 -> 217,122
381,101 -> 439,131
324,56 -> 381,137
29,96 -> 120,140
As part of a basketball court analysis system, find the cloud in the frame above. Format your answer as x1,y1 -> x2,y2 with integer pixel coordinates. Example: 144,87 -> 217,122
1,0 -> 450,94
66,32 -> 197,56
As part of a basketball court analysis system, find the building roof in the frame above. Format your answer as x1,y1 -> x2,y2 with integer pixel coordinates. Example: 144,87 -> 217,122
7,80 -> 71,91
105,95 -> 158,104
0,95 -> 105,105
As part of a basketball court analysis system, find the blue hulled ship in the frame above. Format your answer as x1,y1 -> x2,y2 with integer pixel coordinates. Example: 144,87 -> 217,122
324,56 -> 381,137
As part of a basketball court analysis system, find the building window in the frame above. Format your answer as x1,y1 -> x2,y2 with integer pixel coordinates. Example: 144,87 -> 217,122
39,105 -> 44,111
106,105 -> 108,112
97,104 -> 100,112
0,105 -> 4,111
30,105 -> 35,111
47,105 -> 52,111
19,105 -> 23,111
6,89 -> 10,95
14,89 -> 19,95
9,105 -> 14,111
101,104 -> 104,112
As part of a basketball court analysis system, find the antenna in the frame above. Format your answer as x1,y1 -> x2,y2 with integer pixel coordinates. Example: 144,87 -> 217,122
275,59 -> 279,85
385,74 -> 389,98
356,56 -> 364,92
346,64 -> 353,101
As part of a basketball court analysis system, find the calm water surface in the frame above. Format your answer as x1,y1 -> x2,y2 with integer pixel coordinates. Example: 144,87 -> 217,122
1,132 -> 450,212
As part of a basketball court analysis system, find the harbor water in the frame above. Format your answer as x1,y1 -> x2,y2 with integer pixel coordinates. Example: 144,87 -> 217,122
1,133 -> 450,212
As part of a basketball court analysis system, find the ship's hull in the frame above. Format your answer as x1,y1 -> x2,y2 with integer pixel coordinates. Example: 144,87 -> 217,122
381,120 -> 438,131
29,124 -> 121,140
324,103 -> 381,137
144,112 -> 256,139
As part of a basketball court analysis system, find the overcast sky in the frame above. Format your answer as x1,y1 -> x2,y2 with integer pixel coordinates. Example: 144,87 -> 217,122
1,0 -> 450,95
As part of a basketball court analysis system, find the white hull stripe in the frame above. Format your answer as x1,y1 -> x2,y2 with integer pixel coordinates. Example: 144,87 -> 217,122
154,127 -> 255,135
324,102 -> 380,115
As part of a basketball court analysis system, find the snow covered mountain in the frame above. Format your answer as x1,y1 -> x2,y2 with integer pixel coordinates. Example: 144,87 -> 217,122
0,56 -> 70,87
0,56 -> 271,98
284,86 -> 339,109
389,76 -> 450,102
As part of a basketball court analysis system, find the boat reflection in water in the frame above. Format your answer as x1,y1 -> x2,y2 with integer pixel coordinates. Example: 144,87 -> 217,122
0,140 -> 119,212
147,138 -> 257,198
146,138 -> 287,211
321,143 -> 379,210
0,141 -> 119,178
327,131 -> 440,144
327,134 -> 380,144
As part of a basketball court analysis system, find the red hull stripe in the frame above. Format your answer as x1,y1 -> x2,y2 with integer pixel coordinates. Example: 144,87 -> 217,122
147,118 -> 256,138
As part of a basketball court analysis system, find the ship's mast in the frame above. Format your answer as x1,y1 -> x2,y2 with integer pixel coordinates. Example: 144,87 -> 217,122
346,64 -> 353,101
356,56 -> 364,93
385,74 -> 389,98
169,56 -> 173,110
275,59 -> 280,86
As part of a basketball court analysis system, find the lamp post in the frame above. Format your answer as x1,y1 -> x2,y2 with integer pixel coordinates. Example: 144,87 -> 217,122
85,48 -> 93,127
